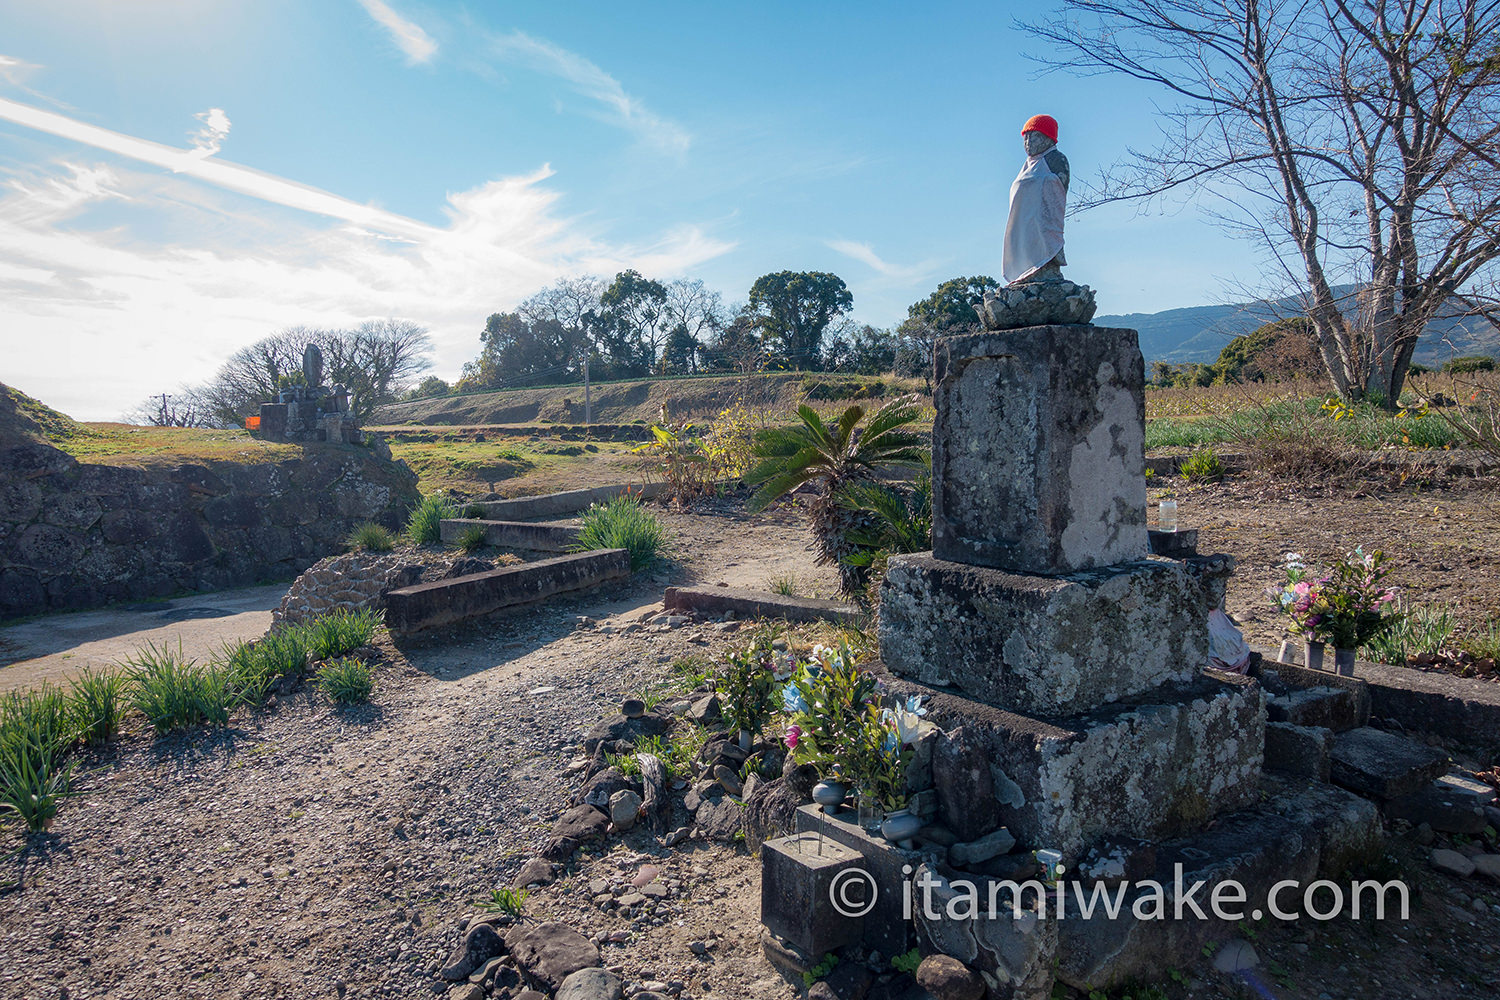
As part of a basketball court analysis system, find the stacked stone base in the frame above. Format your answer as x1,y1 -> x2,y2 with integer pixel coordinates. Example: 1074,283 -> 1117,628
880,553 -> 1209,716
878,663 -> 1264,856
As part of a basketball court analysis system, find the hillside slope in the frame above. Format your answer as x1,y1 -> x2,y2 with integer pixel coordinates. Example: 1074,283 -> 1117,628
371,371 -> 919,426
1098,291 -> 1500,364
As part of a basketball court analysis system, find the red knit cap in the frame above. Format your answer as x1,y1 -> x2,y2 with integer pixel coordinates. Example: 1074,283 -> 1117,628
1021,114 -> 1059,143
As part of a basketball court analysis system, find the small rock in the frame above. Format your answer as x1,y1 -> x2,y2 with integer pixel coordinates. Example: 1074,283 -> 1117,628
557,967 -> 623,1000
915,955 -> 985,1000
688,941 -> 708,956
441,924 -> 505,981
609,789 -> 644,831
504,922 -> 603,992
713,764 -> 743,796
949,827 -> 1017,867
687,694 -> 721,724
1473,897 -> 1489,913
1212,938 -> 1259,974
1473,854 -> 1500,882
1414,822 -> 1435,845
662,826 -> 691,847
621,698 -> 647,719
1432,848 -> 1477,878
511,858 -> 557,890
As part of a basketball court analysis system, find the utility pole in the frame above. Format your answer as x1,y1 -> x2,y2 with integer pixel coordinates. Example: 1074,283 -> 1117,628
582,356 -> 592,426
157,392 -> 171,426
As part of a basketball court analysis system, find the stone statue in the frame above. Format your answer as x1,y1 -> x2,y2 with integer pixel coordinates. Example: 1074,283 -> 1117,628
302,343 -> 324,389
1002,115 -> 1069,285
977,114 -> 1096,330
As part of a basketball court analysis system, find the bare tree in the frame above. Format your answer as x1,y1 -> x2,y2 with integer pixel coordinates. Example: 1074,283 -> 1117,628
1025,0 -> 1500,406
193,321 -> 432,425
127,387 -> 216,427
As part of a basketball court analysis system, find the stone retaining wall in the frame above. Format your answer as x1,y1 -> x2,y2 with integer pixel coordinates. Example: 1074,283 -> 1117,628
0,439 -> 419,620
272,549 -> 520,627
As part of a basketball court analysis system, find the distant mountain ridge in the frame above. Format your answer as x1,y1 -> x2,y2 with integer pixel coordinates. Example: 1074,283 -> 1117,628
1096,290 -> 1500,365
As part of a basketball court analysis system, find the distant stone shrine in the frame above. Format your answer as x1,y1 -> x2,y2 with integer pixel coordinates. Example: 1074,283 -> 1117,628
254,344 -> 364,444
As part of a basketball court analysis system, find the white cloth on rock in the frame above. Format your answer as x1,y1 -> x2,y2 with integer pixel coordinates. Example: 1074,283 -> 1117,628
1207,608 -> 1252,674
1002,151 -> 1068,284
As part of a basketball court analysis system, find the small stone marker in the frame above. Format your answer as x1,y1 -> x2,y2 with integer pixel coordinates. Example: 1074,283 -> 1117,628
761,832 -> 867,956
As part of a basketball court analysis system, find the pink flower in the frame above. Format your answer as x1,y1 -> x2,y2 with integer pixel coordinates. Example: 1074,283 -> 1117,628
785,725 -> 801,750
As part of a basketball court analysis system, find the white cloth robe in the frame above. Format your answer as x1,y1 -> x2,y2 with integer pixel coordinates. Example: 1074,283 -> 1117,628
1002,151 -> 1068,284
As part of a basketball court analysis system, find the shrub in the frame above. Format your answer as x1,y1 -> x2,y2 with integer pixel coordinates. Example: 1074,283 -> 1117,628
462,503 -> 489,519
0,688 -> 77,833
713,637 -> 783,739
318,658 -> 374,704
455,524 -> 488,552
406,492 -> 457,545
303,608 -> 381,661
1179,447 -> 1225,480
67,668 -> 126,745
346,522 -> 395,552
573,494 -> 666,571
1444,355 -> 1495,374
126,642 -> 238,733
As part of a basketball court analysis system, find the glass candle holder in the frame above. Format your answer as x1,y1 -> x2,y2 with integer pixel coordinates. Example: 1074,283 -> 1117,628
1158,500 -> 1178,532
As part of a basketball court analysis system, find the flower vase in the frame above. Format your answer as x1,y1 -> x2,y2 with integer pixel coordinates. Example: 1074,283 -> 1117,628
811,781 -> 847,815
856,793 -> 883,833
880,808 -> 922,845
1334,648 -> 1357,676
1303,640 -> 1326,671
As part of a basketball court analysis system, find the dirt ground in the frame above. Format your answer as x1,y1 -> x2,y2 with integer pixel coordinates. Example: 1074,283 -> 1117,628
2,484 -> 1498,1000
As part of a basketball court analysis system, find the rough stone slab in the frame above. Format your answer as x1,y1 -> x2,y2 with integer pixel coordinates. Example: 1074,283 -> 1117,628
1261,774 -> 1383,878
663,586 -> 862,625
1385,782 -> 1490,834
880,554 -> 1207,715
440,518 -> 582,552
931,325 -> 1148,574
1056,807 -> 1320,990
1354,660 -> 1500,738
1252,655 -> 1372,729
1267,687 -> 1362,733
760,832 -> 867,956
473,482 -> 669,520
1264,722 -> 1333,782
910,861 -> 1058,1000
792,806 -> 919,957
876,664 -> 1265,856
1330,727 -> 1449,800
385,549 -> 630,633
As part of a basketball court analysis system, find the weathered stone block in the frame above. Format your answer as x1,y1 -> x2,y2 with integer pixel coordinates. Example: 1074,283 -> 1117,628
1264,722 -> 1333,781
880,554 -> 1206,715
761,832 -> 867,956
439,518 -> 583,552
910,862 -> 1057,1000
1267,687 -> 1362,733
931,326 -> 1147,574
1330,727 -> 1449,800
879,665 -> 1265,857
385,549 -> 631,633
792,806 -> 919,957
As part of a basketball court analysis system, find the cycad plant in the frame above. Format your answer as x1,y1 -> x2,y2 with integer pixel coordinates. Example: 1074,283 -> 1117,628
745,395 -> 928,593
836,472 -> 934,596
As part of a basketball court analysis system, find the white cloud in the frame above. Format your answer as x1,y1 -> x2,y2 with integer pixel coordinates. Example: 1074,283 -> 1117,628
356,0 -> 438,65
0,54 -> 41,85
0,101 -> 734,421
187,107 -> 231,160
489,31 -> 689,154
826,239 -> 938,283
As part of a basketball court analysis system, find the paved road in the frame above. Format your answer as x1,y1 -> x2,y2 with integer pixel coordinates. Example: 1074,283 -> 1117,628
0,583 -> 286,693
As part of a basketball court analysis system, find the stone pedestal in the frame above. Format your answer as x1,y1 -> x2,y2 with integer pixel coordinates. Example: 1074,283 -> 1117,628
760,832 -> 867,956
932,326 -> 1147,574
880,553 -> 1208,715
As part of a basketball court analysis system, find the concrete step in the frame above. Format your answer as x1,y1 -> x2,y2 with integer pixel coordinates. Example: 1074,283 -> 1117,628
1266,686 -> 1362,732
1330,726 -> 1450,800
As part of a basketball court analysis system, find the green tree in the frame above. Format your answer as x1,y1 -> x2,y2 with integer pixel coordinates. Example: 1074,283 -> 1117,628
745,395 -> 929,594
406,375 -> 450,400
907,275 -> 999,336
748,271 -> 853,369
595,269 -> 669,376
459,312 -> 582,390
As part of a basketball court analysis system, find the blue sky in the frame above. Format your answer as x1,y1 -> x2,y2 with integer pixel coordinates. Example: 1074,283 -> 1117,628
0,0 -> 1257,420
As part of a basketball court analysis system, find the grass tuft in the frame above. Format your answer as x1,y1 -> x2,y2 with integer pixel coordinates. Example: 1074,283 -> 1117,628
347,522 -> 395,552
67,668 -> 127,745
477,887 -> 528,916
0,686 -> 77,833
302,608 -> 382,661
573,494 -> 667,571
125,642 -> 239,733
405,491 -> 457,545
1178,447 -> 1225,480
318,658 -> 374,704
455,524 -> 488,552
